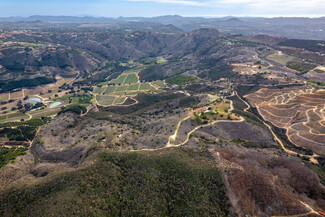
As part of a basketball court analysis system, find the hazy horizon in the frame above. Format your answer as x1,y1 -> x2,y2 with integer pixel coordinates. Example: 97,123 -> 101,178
1,14 -> 325,19
1,0 -> 324,18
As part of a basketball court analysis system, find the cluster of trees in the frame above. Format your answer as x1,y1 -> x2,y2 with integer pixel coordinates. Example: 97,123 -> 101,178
278,39 -> 325,54
138,64 -> 164,81
286,61 -> 317,74
0,146 -> 27,168
0,77 -> 56,93
0,150 -> 230,216
58,104 -> 87,115
0,125 -> 37,142
15,100 -> 44,114
166,75 -> 197,86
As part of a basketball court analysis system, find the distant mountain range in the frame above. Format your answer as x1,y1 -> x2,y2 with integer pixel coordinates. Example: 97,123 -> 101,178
0,15 -> 325,40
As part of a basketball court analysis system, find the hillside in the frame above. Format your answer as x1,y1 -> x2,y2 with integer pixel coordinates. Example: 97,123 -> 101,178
0,149 -> 230,216
0,26 -> 324,217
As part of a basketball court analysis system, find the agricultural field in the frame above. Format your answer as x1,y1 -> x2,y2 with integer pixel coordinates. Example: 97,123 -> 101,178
153,80 -> 166,88
123,73 -> 138,84
103,86 -> 116,94
10,91 -> 23,99
0,113 -> 29,123
94,86 -> 105,94
114,96 -> 127,104
0,93 -> 9,102
245,86 -> 325,155
139,83 -> 156,91
93,71 -> 164,107
115,85 -> 128,92
110,74 -> 127,85
127,83 -> 140,91
29,108 -> 60,119
96,95 -> 116,106
267,53 -> 294,64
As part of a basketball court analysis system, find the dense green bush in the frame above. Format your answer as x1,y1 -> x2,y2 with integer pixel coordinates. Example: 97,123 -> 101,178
138,64 -> 164,81
286,61 -> 317,74
58,104 -> 87,115
0,146 -> 27,168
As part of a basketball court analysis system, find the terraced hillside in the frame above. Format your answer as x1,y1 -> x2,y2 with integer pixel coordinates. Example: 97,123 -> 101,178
245,86 -> 325,155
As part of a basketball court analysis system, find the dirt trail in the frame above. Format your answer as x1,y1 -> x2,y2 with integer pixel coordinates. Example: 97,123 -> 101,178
149,82 -> 159,90
166,114 -> 192,147
80,104 -> 93,117
235,91 -> 250,112
214,151 -> 244,171
26,113 -> 32,121
166,117 -> 245,148
304,108 -> 325,136
135,72 -> 140,83
271,201 -> 320,217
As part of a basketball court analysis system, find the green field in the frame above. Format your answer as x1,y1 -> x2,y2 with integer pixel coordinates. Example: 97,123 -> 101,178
71,97 -> 79,104
110,75 -> 127,85
153,80 -> 166,88
30,109 -> 60,119
94,87 -> 106,94
125,91 -> 142,96
92,69 -> 163,106
96,95 -> 116,106
140,83 -> 155,91
0,113 -> 30,123
114,97 -> 127,104
115,85 -> 128,92
103,86 -> 116,94
98,81 -> 110,86
124,73 -> 138,84
267,54 -> 294,64
127,83 -> 140,91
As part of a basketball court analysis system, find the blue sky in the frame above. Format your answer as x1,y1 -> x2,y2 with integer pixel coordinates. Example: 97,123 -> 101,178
0,0 -> 324,17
